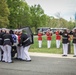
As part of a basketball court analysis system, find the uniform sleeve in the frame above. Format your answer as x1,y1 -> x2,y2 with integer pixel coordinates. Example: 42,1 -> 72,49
70,31 -> 73,35
10,35 -> 14,45
60,32 -> 63,35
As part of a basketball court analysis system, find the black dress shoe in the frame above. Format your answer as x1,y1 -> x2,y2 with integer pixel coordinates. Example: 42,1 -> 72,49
21,59 -> 26,61
26,60 -> 31,62
73,55 -> 76,57
62,55 -> 67,56
2,60 -> 5,62
14,58 -> 18,59
15,58 -> 21,60
18,58 -> 22,60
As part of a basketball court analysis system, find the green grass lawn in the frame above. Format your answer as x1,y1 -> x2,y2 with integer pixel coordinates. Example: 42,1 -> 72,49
29,34 -> 74,54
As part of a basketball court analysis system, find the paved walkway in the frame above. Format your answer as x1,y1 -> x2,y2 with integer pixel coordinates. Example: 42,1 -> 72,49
29,52 -> 76,59
0,52 -> 76,75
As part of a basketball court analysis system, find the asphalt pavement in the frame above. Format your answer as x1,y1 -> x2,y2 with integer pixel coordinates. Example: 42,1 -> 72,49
0,52 -> 76,75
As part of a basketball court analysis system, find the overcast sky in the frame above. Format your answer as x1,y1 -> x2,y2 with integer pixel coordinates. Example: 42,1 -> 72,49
25,0 -> 76,21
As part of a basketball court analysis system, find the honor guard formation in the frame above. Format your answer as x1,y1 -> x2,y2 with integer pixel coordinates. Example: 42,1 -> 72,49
1,27 -> 76,63
38,28 -> 76,57
0,28 -> 32,63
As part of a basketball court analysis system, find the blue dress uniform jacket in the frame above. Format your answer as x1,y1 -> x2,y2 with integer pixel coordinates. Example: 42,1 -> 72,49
72,32 -> 76,43
60,32 -> 69,44
70,31 -> 76,43
0,33 -> 3,45
20,33 -> 31,47
3,33 -> 13,45
0,32 -> 5,45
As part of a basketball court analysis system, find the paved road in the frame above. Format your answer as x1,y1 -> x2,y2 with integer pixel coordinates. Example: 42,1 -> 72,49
0,53 -> 76,75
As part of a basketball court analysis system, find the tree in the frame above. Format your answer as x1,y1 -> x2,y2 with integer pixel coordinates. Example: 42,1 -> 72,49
30,4 -> 45,32
40,14 -> 47,27
55,12 -> 61,27
68,21 -> 75,30
7,0 -> 31,29
0,0 -> 10,28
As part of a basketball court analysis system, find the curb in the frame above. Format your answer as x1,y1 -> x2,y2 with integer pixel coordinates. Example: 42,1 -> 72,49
29,52 -> 76,59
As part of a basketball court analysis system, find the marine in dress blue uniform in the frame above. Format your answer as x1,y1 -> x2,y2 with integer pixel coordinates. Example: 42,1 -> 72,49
71,29 -> 76,57
20,32 -> 31,62
60,29 -> 70,56
3,30 -> 13,63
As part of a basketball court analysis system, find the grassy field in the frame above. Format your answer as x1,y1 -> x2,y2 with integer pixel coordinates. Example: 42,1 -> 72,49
29,34 -> 74,54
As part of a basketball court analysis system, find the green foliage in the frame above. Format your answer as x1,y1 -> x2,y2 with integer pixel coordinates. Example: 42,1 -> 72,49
0,0 -> 74,30
68,21 -> 75,30
7,0 -> 31,29
30,4 -> 46,32
0,0 -> 10,28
